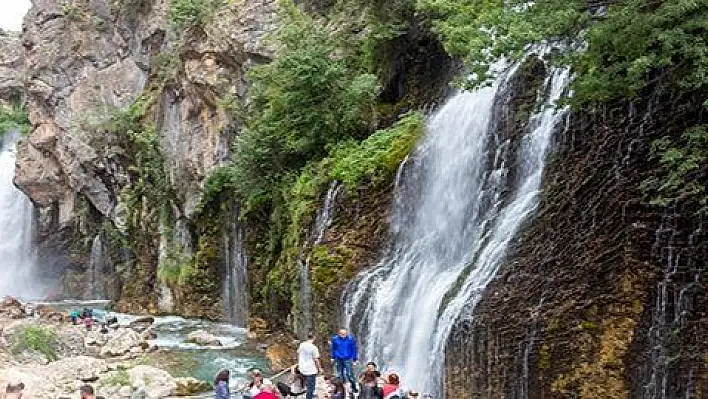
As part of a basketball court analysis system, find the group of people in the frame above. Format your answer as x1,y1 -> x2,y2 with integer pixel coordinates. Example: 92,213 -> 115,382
214,328 -> 426,399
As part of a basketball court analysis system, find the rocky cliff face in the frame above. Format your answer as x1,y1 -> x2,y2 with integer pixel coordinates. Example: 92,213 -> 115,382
0,31 -> 25,106
444,93 -> 707,397
7,0 -> 276,315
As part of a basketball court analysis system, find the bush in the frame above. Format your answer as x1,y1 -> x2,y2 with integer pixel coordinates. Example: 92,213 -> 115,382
330,111 -> 424,188
10,326 -> 58,361
0,104 -> 30,137
168,0 -> 223,31
641,126 -> 708,211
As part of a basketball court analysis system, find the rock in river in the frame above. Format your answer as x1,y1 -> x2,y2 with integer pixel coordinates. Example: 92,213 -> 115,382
186,329 -> 222,346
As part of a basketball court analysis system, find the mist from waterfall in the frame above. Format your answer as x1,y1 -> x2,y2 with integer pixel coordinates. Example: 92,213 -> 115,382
343,57 -> 571,395
0,132 -> 43,299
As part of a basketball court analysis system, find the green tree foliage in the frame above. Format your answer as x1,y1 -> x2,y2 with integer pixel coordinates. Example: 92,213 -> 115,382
231,1 -> 379,209
416,0 -> 708,103
641,126 -> 708,209
168,0 -> 223,31
11,326 -> 58,361
0,104 -> 30,137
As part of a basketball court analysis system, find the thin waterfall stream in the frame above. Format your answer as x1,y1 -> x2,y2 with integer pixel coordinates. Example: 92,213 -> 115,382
343,56 -> 571,395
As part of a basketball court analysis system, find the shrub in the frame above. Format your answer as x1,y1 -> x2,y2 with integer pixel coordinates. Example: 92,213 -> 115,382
10,326 -> 58,361
0,103 -> 30,137
168,0 -> 223,31
641,126 -> 708,210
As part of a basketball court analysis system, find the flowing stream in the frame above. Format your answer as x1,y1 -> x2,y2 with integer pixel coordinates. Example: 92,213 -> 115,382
36,299 -> 269,391
0,132 -> 43,299
344,57 -> 571,395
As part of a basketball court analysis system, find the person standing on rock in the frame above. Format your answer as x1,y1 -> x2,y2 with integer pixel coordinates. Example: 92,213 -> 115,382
214,369 -> 230,399
298,331 -> 322,399
330,328 -> 358,394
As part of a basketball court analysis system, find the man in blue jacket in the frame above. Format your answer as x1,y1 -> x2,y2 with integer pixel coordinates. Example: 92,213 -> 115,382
331,328 -> 358,393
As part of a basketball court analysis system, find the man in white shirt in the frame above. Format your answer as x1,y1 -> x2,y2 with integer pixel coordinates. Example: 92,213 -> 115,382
298,331 -> 322,399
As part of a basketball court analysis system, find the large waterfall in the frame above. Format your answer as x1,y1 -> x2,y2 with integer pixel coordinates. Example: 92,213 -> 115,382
0,132 -> 42,299
344,58 -> 571,395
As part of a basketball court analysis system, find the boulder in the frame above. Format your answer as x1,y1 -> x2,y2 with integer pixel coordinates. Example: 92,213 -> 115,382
100,328 -> 144,357
85,330 -> 108,347
35,305 -> 67,322
141,327 -> 157,341
173,377 -> 211,396
127,316 -> 154,333
185,330 -> 222,346
129,366 -> 176,398
0,297 -> 25,319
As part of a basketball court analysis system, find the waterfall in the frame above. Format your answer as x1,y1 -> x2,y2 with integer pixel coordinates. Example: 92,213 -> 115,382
88,234 -> 105,299
343,57 -> 571,395
223,201 -> 249,326
299,181 -> 343,335
643,209 -> 704,398
0,132 -> 42,299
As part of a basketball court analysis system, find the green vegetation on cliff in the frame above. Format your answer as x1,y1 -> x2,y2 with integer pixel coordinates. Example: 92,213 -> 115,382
231,1 -> 379,211
168,0 -> 223,31
0,103 -> 29,136
642,126 -> 708,210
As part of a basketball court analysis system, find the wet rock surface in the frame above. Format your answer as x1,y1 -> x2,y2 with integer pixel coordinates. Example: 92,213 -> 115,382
444,94 -> 708,397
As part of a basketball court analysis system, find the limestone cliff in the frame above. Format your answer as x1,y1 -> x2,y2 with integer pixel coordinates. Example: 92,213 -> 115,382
8,0 -> 276,317
0,31 -> 25,106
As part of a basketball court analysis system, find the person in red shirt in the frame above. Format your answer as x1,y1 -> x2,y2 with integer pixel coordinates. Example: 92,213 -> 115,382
382,373 -> 403,399
253,379 -> 278,399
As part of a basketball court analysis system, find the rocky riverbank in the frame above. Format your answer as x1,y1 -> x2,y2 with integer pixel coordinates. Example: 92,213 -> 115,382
0,297 -> 259,398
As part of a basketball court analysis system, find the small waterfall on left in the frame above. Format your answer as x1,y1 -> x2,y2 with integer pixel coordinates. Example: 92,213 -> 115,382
0,132 -> 43,299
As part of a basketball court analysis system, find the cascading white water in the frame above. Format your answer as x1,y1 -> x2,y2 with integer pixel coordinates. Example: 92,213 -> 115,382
344,57 -> 570,395
0,132 -> 42,299
299,181 -> 343,335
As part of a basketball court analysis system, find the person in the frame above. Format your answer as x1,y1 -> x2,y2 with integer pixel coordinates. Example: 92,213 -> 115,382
298,331 -> 322,399
277,365 -> 307,398
5,382 -> 25,399
214,369 -> 230,399
406,390 -> 420,399
253,379 -> 278,399
358,370 -> 382,399
244,368 -> 264,398
79,385 -> 96,399
382,374 -> 403,399
69,309 -> 80,325
328,378 -> 346,399
330,328 -> 358,393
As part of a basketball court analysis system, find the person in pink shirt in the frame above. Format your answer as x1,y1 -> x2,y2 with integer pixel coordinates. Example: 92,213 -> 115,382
253,379 -> 278,399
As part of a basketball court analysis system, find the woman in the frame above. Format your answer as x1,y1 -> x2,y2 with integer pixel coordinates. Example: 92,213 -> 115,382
382,374 -> 403,399
358,370 -> 382,399
329,378 -> 346,399
214,369 -> 230,399
253,379 -> 278,399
